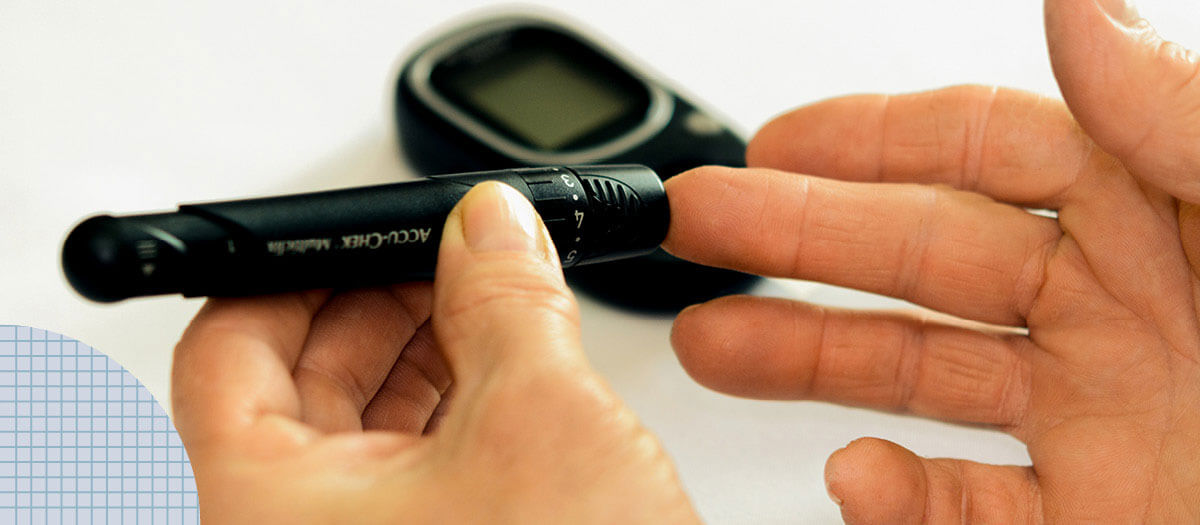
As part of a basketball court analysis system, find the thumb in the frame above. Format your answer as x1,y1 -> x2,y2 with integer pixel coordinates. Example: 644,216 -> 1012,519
431,181 -> 584,392
1046,0 -> 1200,201
420,182 -> 697,524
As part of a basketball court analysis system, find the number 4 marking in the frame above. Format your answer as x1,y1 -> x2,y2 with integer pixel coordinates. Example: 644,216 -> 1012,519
574,210 -> 584,229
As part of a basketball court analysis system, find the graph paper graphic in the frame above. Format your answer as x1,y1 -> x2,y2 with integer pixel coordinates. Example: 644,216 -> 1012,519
0,325 -> 199,524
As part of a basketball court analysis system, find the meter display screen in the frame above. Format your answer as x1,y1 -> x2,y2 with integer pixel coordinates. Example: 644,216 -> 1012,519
450,50 -> 632,150
431,28 -> 650,152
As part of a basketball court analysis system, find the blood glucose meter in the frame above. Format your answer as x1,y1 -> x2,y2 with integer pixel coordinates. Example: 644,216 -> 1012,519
395,12 -> 757,310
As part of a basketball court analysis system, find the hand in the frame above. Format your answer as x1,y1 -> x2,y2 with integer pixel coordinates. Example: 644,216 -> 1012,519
171,182 -> 698,523
665,0 -> 1200,522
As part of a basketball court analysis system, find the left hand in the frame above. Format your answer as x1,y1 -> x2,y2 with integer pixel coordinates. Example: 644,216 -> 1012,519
664,0 -> 1200,521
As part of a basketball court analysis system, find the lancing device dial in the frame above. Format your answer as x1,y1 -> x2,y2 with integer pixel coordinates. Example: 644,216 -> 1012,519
61,165 -> 668,303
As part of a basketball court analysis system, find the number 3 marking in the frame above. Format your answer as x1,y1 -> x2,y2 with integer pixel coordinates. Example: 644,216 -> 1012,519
560,174 -> 575,187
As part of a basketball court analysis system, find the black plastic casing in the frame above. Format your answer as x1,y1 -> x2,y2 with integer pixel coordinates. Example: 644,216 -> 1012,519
61,166 -> 667,303
396,14 -> 757,311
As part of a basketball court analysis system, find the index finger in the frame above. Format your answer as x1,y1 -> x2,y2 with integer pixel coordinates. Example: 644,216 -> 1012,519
662,167 -> 1059,326
171,290 -> 329,453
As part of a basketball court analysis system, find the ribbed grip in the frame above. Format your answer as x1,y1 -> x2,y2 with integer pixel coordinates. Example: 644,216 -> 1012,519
567,165 -> 668,265
582,175 -> 642,220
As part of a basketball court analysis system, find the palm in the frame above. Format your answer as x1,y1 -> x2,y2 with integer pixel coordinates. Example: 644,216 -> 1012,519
1025,169 -> 1200,521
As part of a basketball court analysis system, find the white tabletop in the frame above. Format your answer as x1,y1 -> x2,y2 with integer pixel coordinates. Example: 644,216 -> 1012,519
4,1 -> 1197,522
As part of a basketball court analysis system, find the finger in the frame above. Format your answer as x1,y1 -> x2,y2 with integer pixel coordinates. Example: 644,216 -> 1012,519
746,85 -> 1092,208
1046,0 -> 1200,202
430,181 -> 585,403
422,384 -> 454,435
671,296 -> 1033,429
292,283 -> 432,433
825,437 -> 1041,524
172,290 -> 330,454
663,166 -> 1061,326
361,320 -> 452,434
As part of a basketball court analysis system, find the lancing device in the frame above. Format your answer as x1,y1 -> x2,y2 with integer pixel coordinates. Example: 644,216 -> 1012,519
62,165 -> 668,303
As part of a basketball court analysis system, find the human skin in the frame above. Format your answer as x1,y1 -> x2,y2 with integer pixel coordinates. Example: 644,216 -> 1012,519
172,0 -> 1200,522
171,182 -> 700,524
666,0 -> 1200,522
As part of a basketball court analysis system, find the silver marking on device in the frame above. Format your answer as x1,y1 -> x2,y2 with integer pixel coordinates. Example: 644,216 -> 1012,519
339,228 -> 433,251
267,238 -> 333,256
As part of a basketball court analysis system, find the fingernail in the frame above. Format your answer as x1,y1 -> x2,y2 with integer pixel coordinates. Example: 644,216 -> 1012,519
1094,0 -> 1140,26
460,182 -> 542,254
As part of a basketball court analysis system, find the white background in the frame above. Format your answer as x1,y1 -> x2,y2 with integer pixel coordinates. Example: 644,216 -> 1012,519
2,1 -> 1198,522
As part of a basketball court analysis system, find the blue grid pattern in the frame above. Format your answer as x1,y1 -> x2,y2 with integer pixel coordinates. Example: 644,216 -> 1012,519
0,325 -> 199,524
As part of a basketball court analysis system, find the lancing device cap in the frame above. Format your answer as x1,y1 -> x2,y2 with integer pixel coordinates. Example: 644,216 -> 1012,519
62,165 -> 669,303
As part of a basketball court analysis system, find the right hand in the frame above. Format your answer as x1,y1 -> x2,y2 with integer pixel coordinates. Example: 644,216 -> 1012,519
173,182 -> 699,524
